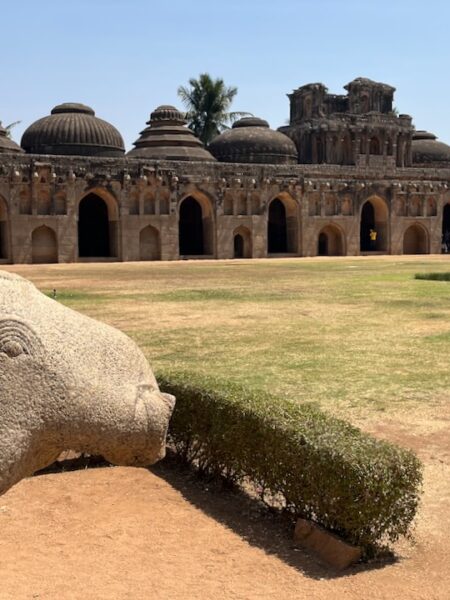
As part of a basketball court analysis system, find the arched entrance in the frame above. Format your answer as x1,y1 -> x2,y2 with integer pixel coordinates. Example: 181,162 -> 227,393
140,226 -> 160,260
233,226 -> 252,258
442,204 -> 450,253
78,193 -> 118,258
403,224 -> 428,254
0,196 -> 8,260
360,197 -> 388,252
234,235 -> 244,258
268,199 -> 287,253
178,195 -> 213,256
32,226 -> 58,263
267,195 -> 298,255
179,197 -> 203,255
317,225 -> 344,256
318,232 -> 327,256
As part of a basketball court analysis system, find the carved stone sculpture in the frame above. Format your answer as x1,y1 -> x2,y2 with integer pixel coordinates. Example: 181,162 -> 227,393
0,270 -> 175,496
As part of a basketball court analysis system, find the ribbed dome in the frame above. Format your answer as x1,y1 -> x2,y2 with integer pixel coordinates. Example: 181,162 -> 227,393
412,131 -> 450,165
209,117 -> 298,165
21,103 -> 125,157
0,122 -> 23,154
127,105 -> 215,161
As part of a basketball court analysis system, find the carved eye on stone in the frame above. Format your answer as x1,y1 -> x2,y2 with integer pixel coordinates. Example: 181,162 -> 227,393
0,318 -> 42,359
1,340 -> 25,358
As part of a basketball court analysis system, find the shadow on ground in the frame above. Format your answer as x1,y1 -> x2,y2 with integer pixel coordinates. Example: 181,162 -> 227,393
150,454 -> 397,580
37,452 -> 397,580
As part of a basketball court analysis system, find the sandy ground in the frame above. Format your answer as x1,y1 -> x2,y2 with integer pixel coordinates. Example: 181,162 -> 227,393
0,419 -> 449,600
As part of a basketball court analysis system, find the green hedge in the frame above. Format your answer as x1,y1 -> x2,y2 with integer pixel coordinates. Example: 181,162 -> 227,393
158,370 -> 422,550
415,272 -> 450,281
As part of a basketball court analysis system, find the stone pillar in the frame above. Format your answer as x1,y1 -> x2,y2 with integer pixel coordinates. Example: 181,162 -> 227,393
320,191 -> 325,217
326,133 -> 332,163
155,187 -> 161,215
405,139 -> 412,167
352,134 -> 360,164
312,135 -> 318,164
397,135 -> 404,167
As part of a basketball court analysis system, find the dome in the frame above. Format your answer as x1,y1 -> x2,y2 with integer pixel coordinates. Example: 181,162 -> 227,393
412,131 -> 450,165
0,122 -> 23,154
127,105 -> 215,161
209,117 -> 298,164
21,103 -> 125,157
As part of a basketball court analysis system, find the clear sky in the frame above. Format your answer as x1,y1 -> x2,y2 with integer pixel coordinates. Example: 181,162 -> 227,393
2,0 -> 450,150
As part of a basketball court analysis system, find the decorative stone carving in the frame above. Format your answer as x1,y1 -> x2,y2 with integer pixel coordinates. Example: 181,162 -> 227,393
0,270 -> 175,496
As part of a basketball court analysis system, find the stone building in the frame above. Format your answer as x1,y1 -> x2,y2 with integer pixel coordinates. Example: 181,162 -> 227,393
1,77 -> 450,264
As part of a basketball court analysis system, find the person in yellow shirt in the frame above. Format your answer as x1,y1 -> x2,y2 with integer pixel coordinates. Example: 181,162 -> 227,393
369,228 -> 377,250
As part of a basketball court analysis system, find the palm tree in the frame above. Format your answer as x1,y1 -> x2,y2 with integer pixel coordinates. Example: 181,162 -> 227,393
3,121 -> 21,139
178,74 -> 249,145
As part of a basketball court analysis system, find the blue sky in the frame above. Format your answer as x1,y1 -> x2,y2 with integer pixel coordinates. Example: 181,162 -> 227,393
2,0 -> 450,150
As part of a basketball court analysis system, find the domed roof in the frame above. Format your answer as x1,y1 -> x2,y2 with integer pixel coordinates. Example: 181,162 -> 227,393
127,105 -> 215,161
0,122 -> 23,154
21,103 -> 125,157
412,130 -> 450,165
209,117 -> 298,165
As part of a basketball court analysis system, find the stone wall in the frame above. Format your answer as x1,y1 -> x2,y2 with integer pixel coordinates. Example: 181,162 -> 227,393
0,153 -> 449,263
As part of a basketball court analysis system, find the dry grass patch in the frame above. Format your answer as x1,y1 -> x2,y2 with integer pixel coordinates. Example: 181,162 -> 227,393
5,256 -> 450,422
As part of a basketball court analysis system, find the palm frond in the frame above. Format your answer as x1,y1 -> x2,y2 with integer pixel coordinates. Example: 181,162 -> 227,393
177,73 -> 246,144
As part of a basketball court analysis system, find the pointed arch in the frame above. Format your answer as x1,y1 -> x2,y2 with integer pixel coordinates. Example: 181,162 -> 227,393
139,225 -> 161,261
37,189 -> 51,215
32,226 -> 58,264
233,226 -> 252,259
267,193 -> 298,254
78,189 -> 119,258
317,224 -> 345,256
143,192 -> 156,215
360,195 -> 389,252
159,190 -> 170,215
223,193 -> 234,215
178,191 -> 214,256
403,224 -> 429,255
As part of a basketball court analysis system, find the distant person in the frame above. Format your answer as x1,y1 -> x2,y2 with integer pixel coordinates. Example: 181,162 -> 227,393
369,228 -> 377,251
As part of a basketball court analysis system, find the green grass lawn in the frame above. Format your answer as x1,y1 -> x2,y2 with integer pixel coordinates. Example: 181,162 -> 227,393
8,256 -> 450,422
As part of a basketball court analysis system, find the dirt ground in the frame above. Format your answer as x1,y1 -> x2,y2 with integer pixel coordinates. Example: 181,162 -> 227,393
0,416 -> 449,600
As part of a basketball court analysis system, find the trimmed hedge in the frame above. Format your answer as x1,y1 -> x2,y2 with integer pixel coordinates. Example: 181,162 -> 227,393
158,370 -> 422,550
415,272 -> 450,281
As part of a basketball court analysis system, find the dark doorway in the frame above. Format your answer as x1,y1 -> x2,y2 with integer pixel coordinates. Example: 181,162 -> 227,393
78,194 -> 110,257
179,197 -> 204,255
369,137 -> 381,155
442,204 -> 450,253
234,234 -> 244,258
360,201 -> 375,251
268,199 -> 287,253
318,232 -> 327,256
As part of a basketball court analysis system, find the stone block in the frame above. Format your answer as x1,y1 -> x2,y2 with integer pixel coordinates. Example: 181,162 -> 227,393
293,518 -> 362,570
